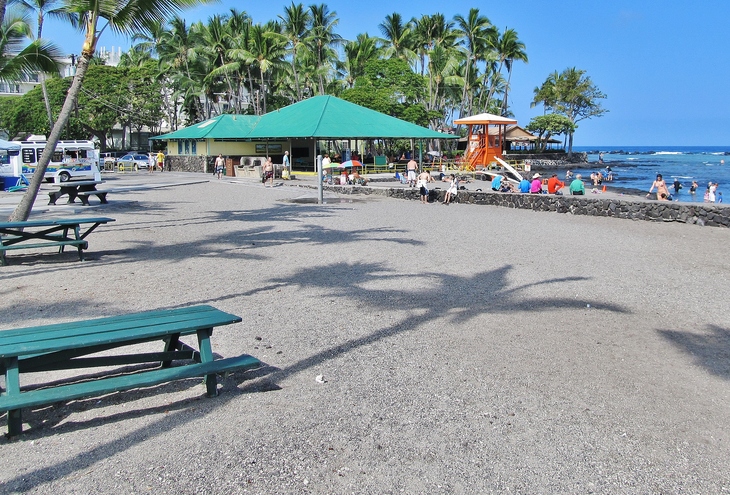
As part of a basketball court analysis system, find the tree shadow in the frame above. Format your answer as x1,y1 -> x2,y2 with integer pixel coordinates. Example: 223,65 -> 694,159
239,261 -> 629,389
658,325 -> 730,379
0,258 -> 629,490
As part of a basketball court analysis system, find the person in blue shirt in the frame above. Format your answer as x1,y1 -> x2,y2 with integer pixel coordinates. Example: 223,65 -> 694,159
491,175 -> 502,191
519,178 -> 530,193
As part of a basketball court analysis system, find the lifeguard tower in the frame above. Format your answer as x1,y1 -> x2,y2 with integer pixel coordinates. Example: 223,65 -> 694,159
454,113 -> 517,170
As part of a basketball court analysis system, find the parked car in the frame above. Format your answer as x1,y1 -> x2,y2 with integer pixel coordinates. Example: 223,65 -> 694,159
117,153 -> 150,171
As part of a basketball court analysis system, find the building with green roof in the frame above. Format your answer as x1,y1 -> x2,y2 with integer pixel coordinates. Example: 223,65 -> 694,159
152,95 -> 454,173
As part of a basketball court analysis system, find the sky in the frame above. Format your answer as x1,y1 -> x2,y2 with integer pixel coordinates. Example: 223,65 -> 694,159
40,0 -> 730,147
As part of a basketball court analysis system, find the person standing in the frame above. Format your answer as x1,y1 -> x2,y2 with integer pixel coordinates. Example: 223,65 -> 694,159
156,150 -> 164,172
672,178 -> 682,196
263,157 -> 274,187
648,174 -> 670,201
215,154 -> 225,179
709,182 -> 718,203
417,169 -> 433,204
283,151 -> 290,179
406,158 -> 418,187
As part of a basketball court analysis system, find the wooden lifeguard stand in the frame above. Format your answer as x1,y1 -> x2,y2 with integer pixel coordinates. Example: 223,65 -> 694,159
454,113 -> 517,170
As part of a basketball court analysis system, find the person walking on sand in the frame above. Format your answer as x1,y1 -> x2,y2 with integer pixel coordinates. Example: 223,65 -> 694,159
263,156 -> 274,187
406,158 -> 418,187
215,154 -> 225,179
156,150 -> 164,172
417,169 -> 433,204
648,174 -> 670,201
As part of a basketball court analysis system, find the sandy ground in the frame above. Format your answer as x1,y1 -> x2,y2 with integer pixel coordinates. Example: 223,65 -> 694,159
1,171 -> 730,494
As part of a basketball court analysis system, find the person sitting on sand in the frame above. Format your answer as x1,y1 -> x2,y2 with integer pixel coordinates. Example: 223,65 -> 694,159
491,175 -> 503,191
569,174 -> 585,195
518,177 -> 531,193
530,173 -> 543,194
443,174 -> 458,204
547,174 -> 565,195
501,181 -> 516,193
352,170 -> 369,185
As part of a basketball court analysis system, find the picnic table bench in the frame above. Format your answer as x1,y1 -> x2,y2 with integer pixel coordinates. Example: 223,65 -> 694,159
0,217 -> 114,266
48,180 -> 109,206
0,305 -> 261,436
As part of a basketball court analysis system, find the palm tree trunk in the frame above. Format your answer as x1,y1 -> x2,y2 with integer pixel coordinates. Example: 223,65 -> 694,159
292,43 -> 301,101
39,72 -> 54,128
9,53 -> 92,222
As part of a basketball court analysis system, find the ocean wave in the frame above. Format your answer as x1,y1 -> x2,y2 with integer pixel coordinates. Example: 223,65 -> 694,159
654,152 -> 683,155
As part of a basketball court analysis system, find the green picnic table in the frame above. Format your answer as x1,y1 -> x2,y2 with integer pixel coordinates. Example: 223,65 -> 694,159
0,305 -> 261,436
0,216 -> 114,265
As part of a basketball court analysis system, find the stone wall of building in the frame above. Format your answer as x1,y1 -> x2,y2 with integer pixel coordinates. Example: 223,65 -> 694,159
316,185 -> 730,228
166,155 -> 210,173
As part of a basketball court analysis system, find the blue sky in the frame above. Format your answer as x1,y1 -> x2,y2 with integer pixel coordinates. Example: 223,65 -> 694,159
41,0 -> 730,146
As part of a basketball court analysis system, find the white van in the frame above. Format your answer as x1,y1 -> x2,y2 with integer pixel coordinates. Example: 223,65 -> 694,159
1,140 -> 100,183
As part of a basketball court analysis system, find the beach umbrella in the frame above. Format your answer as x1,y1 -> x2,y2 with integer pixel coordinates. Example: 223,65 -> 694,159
340,160 -> 363,168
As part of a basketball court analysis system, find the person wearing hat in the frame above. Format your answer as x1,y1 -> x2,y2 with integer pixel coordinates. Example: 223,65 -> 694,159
547,173 -> 565,195
530,173 -> 543,194
569,174 -> 585,195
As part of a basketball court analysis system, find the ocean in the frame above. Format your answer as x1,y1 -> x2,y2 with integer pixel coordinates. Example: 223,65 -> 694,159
567,146 -> 730,201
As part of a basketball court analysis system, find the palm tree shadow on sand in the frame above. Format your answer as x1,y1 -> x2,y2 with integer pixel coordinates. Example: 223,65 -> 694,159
658,325 -> 730,379
0,260 -> 629,491
239,261 -> 629,388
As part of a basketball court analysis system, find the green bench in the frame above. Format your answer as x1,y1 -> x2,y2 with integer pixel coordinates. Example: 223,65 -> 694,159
0,217 -> 114,265
0,305 -> 261,436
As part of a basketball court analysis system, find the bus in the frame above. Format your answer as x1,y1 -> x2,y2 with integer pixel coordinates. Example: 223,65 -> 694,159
0,140 -> 100,183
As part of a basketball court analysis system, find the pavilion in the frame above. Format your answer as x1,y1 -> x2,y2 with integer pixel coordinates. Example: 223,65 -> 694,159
153,96 -> 455,173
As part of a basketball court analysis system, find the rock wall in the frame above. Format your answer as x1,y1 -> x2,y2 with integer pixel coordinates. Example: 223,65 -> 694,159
503,152 -> 588,170
316,185 -> 730,228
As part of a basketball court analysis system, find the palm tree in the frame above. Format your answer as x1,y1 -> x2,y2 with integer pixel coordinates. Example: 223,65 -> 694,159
306,3 -> 341,95
340,33 -> 381,88
378,12 -> 413,62
10,0 -> 211,222
0,11 -> 59,82
241,21 -> 285,114
15,0 -> 65,127
453,8 -> 493,119
496,28 -> 527,116
279,2 -> 309,101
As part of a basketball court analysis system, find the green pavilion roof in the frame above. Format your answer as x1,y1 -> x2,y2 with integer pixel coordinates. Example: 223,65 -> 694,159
154,114 -> 260,140
154,96 -> 454,141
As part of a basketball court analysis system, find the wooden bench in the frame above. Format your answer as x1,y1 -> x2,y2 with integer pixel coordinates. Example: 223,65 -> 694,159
0,217 -> 114,265
0,305 -> 262,436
